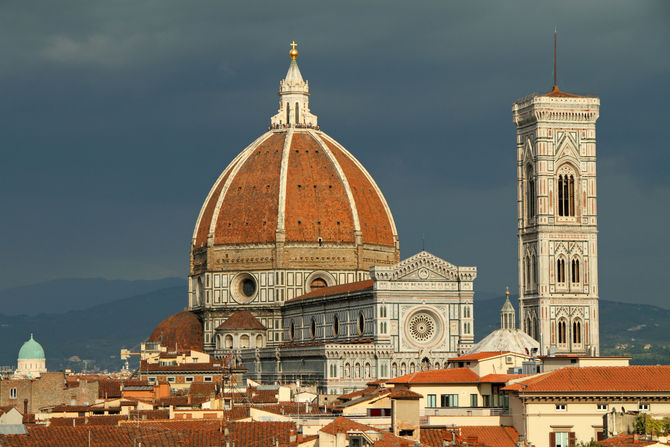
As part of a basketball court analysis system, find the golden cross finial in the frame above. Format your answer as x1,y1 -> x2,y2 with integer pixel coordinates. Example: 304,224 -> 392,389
289,41 -> 298,60
506,286 -> 510,296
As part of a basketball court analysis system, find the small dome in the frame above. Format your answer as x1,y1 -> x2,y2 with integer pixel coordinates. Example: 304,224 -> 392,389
18,334 -> 45,360
147,311 -> 203,352
469,328 -> 540,356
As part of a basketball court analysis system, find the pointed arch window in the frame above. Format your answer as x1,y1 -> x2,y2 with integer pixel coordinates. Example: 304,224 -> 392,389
558,319 -> 567,345
286,103 -> 290,124
574,320 -> 581,344
531,254 -> 537,289
526,165 -> 536,219
571,259 -> 580,284
558,172 -> 576,217
295,102 -> 300,123
557,258 -> 566,284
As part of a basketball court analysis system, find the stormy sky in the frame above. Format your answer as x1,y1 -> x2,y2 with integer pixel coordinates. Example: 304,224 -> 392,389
0,1 -> 668,307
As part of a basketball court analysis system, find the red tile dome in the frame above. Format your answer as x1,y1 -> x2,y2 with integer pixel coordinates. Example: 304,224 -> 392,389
147,311 -> 203,352
191,129 -> 398,270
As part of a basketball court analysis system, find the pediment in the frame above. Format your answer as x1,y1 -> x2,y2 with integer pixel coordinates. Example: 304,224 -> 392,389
371,251 -> 475,282
522,138 -> 535,163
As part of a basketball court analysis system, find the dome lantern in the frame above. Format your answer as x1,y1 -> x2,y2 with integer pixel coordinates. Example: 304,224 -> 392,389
271,41 -> 318,128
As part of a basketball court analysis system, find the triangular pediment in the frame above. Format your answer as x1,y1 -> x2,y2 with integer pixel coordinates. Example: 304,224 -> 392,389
523,138 -> 535,164
371,251 -> 464,282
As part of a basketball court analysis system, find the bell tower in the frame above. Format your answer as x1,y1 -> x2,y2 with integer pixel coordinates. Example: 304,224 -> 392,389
512,33 -> 600,355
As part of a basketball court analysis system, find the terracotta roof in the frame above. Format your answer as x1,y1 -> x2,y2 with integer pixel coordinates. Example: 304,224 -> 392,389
479,374 -> 527,383
250,388 -> 279,404
147,311 -> 203,352
388,367 -> 480,385
596,434 -> 663,447
503,366 -> 670,393
388,389 -> 422,399
421,426 -> 519,447
188,382 -> 216,397
291,279 -> 374,301
320,417 -> 414,446
194,130 -> 397,249
217,310 -> 266,330
449,351 -> 512,362
0,421 -> 299,447
543,85 -> 584,98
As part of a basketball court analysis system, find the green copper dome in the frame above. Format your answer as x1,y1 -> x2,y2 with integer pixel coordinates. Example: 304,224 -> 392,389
18,334 -> 45,360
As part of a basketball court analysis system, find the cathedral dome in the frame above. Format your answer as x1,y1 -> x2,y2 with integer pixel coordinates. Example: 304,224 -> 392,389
18,334 -> 45,360
190,47 -> 398,274
147,311 -> 203,352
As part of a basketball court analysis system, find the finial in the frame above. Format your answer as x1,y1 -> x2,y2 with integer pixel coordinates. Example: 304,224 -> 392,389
505,286 -> 510,297
289,41 -> 298,61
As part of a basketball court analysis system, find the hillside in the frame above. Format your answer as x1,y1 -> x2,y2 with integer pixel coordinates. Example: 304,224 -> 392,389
0,277 -> 184,316
474,295 -> 670,365
0,285 -> 186,372
1,282 -> 668,373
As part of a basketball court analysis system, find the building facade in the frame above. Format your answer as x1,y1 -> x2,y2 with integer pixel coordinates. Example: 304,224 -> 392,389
512,84 -> 600,355
177,45 -> 477,392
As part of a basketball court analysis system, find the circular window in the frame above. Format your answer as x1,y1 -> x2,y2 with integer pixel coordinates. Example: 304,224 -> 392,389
408,312 -> 438,343
231,273 -> 257,304
332,315 -> 339,337
358,313 -> 365,335
289,322 -> 295,341
310,278 -> 327,290
310,318 -> 317,339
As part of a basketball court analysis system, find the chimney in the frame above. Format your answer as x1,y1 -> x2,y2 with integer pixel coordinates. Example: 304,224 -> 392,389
23,399 -> 28,416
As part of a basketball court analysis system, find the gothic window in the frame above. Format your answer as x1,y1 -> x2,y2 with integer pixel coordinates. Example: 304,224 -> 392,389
573,319 -> 582,345
526,165 -> 536,219
332,315 -> 339,337
358,313 -> 365,335
524,256 -> 530,288
289,322 -> 295,341
558,319 -> 567,346
380,305 -> 387,318
310,318 -> 316,339
295,102 -> 299,122
571,259 -> 580,284
557,169 -> 576,217
286,103 -> 290,124
463,306 -> 470,318
532,255 -> 537,288
557,258 -> 566,284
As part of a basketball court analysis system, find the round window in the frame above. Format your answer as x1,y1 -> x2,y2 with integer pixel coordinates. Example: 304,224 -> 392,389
242,278 -> 256,297
231,273 -> 257,304
407,311 -> 439,344
358,313 -> 365,335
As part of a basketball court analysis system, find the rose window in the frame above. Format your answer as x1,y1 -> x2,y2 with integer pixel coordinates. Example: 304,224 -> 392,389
408,313 -> 436,342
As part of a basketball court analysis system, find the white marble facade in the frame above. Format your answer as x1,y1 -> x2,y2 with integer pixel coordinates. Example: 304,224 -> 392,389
513,90 -> 600,355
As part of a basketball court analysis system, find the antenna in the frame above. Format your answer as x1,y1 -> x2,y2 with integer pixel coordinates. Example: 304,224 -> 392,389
553,28 -> 558,88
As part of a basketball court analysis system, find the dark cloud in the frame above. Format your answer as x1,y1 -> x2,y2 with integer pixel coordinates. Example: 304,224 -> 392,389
0,1 -> 668,306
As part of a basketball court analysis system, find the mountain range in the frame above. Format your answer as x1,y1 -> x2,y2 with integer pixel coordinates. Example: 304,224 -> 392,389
0,278 -> 668,372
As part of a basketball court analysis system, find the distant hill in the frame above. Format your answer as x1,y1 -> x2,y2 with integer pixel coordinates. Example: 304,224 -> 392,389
0,277 -> 184,315
0,285 -> 186,372
1,281 -> 668,373
474,294 -> 670,365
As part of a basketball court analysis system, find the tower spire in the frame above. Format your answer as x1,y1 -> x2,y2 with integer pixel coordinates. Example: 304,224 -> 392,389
553,28 -> 558,90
